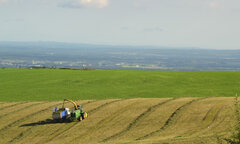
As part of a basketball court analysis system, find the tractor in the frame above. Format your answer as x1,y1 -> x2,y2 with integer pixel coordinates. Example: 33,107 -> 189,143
52,99 -> 88,122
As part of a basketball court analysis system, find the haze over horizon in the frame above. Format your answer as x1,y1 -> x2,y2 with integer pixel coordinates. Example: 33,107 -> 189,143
0,0 -> 239,49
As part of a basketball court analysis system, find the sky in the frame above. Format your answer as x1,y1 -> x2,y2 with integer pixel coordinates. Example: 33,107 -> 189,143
0,0 -> 239,49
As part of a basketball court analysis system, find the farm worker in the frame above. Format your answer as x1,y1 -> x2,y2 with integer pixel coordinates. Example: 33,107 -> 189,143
77,104 -> 84,112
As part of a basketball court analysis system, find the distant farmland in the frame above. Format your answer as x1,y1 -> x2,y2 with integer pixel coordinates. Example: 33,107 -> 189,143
0,69 -> 239,101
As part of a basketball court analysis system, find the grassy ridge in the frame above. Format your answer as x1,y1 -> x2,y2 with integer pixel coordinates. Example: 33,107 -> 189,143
0,69 -> 239,101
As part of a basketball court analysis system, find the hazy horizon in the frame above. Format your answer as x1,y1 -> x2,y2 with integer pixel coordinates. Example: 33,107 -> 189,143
0,41 -> 239,50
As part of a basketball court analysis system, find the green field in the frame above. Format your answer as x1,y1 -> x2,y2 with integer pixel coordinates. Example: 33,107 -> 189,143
0,69 -> 239,101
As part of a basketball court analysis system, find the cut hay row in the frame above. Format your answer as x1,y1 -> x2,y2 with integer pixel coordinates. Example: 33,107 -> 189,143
140,97 -> 233,142
11,100 -> 92,144
187,98 -> 233,137
65,98 -> 195,144
14,99 -> 119,144
66,99 -> 141,144
45,99 -> 141,144
114,98 -> 197,141
0,102 -> 43,120
136,98 -> 202,140
0,102 -> 28,111
183,100 -> 227,137
0,102 -> 48,131
0,98 -> 235,144
102,98 -> 174,142
46,99 -> 124,142
38,100 -> 97,144
0,102 -> 63,142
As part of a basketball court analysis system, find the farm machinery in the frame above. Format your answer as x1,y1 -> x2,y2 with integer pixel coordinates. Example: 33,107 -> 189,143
52,99 -> 88,122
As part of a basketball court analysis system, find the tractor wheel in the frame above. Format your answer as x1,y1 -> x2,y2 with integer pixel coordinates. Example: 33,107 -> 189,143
78,116 -> 83,121
83,112 -> 88,119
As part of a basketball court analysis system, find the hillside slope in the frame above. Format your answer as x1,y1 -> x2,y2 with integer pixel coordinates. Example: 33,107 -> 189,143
0,69 -> 240,101
0,98 -> 234,144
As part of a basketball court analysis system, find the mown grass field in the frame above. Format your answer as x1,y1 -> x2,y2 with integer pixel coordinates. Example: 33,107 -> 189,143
0,98 -> 234,144
0,69 -> 240,101
0,69 -> 238,143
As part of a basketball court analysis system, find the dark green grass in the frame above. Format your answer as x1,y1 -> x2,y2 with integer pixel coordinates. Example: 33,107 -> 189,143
0,69 -> 239,101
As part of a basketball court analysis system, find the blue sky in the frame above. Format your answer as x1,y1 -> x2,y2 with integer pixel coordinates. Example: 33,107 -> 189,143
0,0 -> 239,49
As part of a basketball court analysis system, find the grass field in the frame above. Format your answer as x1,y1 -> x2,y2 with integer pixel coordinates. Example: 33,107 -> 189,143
0,98 -> 234,144
0,69 -> 240,101
0,69 -> 238,143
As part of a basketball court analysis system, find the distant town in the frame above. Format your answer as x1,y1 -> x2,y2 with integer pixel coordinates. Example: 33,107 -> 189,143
1,42 -> 240,71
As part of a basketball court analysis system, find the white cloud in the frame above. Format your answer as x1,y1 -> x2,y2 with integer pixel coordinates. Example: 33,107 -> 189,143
208,1 -> 222,8
61,0 -> 109,9
0,0 -> 8,3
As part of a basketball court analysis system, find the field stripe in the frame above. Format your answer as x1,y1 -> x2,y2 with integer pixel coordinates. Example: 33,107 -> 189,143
38,99 -> 123,144
136,97 -> 206,140
188,104 -> 226,137
67,100 -> 141,144
102,98 -> 175,142
8,129 -> 32,144
0,102 -> 62,134
0,102 -> 28,111
155,133 -> 225,144
0,102 -> 42,120
181,100 -> 226,137
177,117 -> 230,143
203,102 -> 225,122
87,99 -> 122,114
7,102 -> 63,143
9,100 -> 93,144
35,101 -> 94,143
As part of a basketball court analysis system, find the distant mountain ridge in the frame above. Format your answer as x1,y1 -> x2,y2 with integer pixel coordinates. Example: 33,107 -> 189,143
0,41 -> 201,50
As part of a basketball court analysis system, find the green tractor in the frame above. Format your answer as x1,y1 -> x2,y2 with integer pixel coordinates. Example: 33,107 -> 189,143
52,99 -> 88,122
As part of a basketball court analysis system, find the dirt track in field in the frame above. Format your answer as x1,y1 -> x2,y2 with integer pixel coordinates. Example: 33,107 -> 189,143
0,97 -> 234,144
